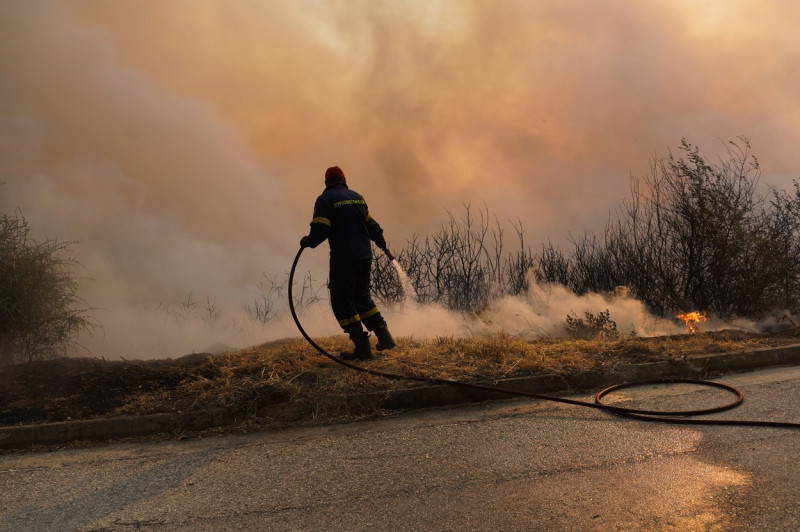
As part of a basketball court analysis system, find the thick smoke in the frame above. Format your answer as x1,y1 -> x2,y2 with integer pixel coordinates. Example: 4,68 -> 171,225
2,1 -> 799,358
0,2 -> 298,357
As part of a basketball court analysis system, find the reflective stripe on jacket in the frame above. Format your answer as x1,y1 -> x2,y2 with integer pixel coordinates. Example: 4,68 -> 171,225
305,183 -> 384,261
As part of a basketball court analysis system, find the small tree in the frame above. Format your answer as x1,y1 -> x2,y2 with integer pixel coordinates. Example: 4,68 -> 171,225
0,211 -> 95,365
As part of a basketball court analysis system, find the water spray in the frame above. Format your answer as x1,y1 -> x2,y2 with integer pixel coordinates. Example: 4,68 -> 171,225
289,246 -> 800,430
382,247 -> 418,303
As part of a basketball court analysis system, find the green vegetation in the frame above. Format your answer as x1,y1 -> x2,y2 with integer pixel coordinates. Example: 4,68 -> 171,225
0,210 -> 95,365
564,309 -> 620,340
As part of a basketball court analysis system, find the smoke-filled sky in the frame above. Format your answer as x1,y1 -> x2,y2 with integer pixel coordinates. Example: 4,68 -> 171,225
2,1 -> 799,358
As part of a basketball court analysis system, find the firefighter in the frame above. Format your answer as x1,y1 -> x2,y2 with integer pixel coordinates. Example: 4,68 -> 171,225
300,166 -> 396,360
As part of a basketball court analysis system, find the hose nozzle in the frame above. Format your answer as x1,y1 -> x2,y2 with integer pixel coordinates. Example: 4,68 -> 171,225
383,248 -> 395,262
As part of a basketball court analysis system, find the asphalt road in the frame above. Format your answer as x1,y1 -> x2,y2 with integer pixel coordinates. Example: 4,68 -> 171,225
2,365 -> 799,531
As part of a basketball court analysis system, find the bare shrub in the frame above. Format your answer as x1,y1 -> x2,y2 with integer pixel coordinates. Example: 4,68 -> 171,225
246,270 -> 324,325
244,274 -> 286,325
292,270 -> 324,315
372,204 -> 535,312
371,250 -> 403,303
202,296 -> 221,328
502,220 -> 536,296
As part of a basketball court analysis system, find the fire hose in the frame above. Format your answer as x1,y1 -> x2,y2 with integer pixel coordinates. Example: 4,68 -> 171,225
289,246 -> 800,429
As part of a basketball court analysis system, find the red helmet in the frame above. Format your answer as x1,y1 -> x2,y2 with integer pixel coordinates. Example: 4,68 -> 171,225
325,166 -> 346,187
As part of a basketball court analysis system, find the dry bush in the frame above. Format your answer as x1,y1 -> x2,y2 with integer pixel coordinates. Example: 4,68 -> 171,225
373,204 -> 535,312
537,138 -> 800,320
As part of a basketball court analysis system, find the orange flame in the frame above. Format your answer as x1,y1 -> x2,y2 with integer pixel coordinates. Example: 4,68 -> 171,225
676,310 -> 707,333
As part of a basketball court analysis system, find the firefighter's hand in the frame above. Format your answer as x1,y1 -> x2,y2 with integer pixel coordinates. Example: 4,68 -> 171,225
300,236 -> 310,248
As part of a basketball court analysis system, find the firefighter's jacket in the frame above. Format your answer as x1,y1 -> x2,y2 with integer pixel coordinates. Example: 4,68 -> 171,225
305,183 -> 386,262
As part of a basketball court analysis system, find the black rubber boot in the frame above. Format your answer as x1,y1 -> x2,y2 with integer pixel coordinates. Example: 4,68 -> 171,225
374,324 -> 397,351
340,334 -> 374,360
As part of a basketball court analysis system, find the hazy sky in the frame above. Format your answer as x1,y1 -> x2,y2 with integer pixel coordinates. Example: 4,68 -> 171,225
2,1 -> 799,357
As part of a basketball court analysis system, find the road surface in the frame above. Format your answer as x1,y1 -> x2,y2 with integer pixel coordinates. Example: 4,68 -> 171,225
2,365 -> 799,531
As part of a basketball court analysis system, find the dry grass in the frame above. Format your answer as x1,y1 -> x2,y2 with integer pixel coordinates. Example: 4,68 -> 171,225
2,329 -> 798,428
116,329 -> 796,416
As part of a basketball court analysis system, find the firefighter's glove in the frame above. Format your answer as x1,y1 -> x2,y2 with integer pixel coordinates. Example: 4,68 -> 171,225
300,236 -> 310,248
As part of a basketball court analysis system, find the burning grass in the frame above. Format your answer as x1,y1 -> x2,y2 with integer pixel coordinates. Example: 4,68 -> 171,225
1,329 -> 798,429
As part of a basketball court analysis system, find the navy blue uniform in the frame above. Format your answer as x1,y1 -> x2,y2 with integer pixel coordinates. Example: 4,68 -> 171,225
304,183 -> 387,337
